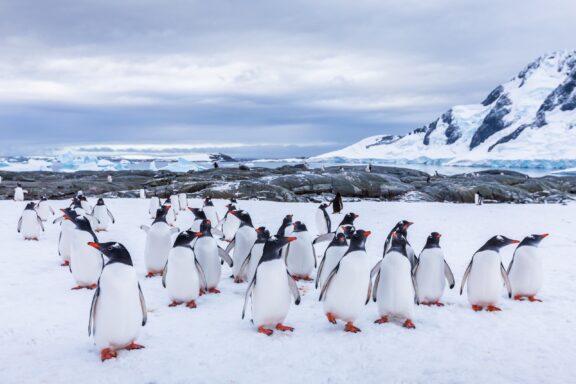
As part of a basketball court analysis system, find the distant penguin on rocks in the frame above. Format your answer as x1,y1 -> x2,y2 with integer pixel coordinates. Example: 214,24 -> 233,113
413,232 -> 455,306
285,221 -> 316,281
220,203 -> 241,241
14,183 -> 28,202
460,235 -> 517,312
203,197 -> 219,228
163,231 -> 207,308
315,203 -> 331,236
384,221 -> 417,268
192,219 -> 234,294
320,230 -> 372,333
372,232 -> 417,329
140,189 -> 146,199
313,212 -> 358,244
162,199 -> 177,226
148,196 -> 161,218
508,234 -> 549,302
240,227 -> 270,283
87,242 -> 147,362
92,198 -> 115,232
316,233 -> 348,290
67,216 -> 104,290
17,202 -> 44,240
36,196 -> 54,222
178,193 -> 188,211
242,236 -> 300,336
188,208 -> 208,232
226,210 -> 257,283
140,209 -> 180,277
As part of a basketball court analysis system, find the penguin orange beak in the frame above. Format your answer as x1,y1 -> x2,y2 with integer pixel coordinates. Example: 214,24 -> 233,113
510,239 -> 520,244
363,231 -> 372,237
540,233 -> 549,238
87,242 -> 101,249
437,233 -> 442,238
287,237 -> 297,242
256,228 -> 262,233
63,215 -> 71,220
195,232 -> 204,237
353,213 -> 359,219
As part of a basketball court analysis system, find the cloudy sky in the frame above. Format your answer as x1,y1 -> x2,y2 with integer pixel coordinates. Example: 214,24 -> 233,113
0,0 -> 574,158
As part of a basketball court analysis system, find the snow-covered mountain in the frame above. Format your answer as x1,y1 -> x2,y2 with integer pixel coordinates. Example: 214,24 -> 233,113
315,50 -> 576,169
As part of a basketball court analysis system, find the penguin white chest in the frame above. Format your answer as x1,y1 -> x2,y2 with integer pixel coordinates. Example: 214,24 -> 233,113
315,210 -> 329,235
169,195 -> 180,212
94,263 -> 143,350
93,206 -> 110,230
203,206 -> 219,227
222,214 -> 240,241
467,251 -> 503,306
377,252 -> 414,319
232,227 -> 257,278
246,242 -> 265,282
70,231 -> 103,285
252,260 -> 291,327
165,247 -> 201,302
36,202 -> 52,221
144,223 -> 173,272
194,237 -> 221,289
509,247 -> 543,296
20,210 -> 41,238
14,187 -> 24,201
59,220 -> 75,261
415,248 -> 446,302
178,194 -> 188,211
286,231 -> 315,277
318,245 -> 347,289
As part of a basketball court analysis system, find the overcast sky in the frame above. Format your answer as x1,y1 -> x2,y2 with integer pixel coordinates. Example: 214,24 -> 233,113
0,0 -> 574,158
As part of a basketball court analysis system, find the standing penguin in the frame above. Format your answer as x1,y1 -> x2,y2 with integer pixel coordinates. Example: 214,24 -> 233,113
285,221 -> 316,281
192,219 -> 234,294
242,236 -> 301,336
36,196 -> 55,222
17,202 -> 45,240
178,193 -> 188,211
188,208 -> 208,232
413,232 -> 455,306
383,221 -> 417,268
14,183 -> 28,201
220,203 -> 241,241
203,197 -> 220,228
139,189 -> 146,199
163,199 -> 177,226
316,233 -> 348,290
54,208 -> 80,266
226,210 -> 257,283
240,227 -> 270,283
140,209 -> 180,277
87,242 -> 147,361
330,192 -> 344,214
92,198 -> 115,232
372,232 -> 418,328
460,235 -> 517,311
320,230 -> 372,333
315,203 -> 331,236
148,196 -> 161,219
313,212 -> 358,244
163,231 -> 207,308
67,216 -> 104,290
508,234 -> 549,302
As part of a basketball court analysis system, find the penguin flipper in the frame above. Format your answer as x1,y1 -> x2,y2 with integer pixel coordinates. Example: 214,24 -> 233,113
460,258 -> 474,295
107,209 -> 115,224
17,217 -> 22,233
242,275 -> 256,320
225,238 -> 236,255
218,246 -> 234,267
140,225 -> 150,233
169,227 -> 180,235
37,216 -> 45,232
161,259 -> 169,288
365,279 -> 372,305
238,253 -> 251,279
444,260 -> 455,289
372,270 -> 381,302
313,233 -> 335,245
53,216 -> 64,224
88,286 -> 100,337
212,227 -> 224,238
323,210 -> 332,233
500,263 -> 512,298
412,272 -> 420,305
319,264 -> 340,302
287,272 -> 301,305
370,260 -> 382,280
312,244 -> 317,268
316,255 -> 327,289
507,251 -> 516,274
195,258 -> 208,291
138,283 -> 147,326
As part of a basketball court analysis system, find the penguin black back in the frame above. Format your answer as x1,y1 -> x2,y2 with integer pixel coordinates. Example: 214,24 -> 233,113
173,230 -> 202,248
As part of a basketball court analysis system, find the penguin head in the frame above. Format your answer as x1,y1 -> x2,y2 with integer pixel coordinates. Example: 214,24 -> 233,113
319,203 -> 329,210
261,236 -> 297,262
61,207 -> 79,220
225,204 -> 237,212
173,230 -> 204,247
230,210 -> 253,227
203,197 -> 214,207
518,233 -> 549,248
163,198 -> 171,205
230,197 -> 238,204
388,231 -> 408,256
188,207 -> 207,220
347,229 -> 371,252
256,227 -> 271,242
329,233 -> 348,247
78,195 -> 88,202
340,212 -> 359,226
342,225 -> 355,239
292,221 -> 308,232
199,219 -> 213,234
25,202 -> 36,210
88,242 -> 132,265
96,198 -> 105,206
40,196 -> 48,201
71,216 -> 94,232
153,208 -> 168,223
424,232 -> 442,248
282,214 -> 293,226
17,183 -> 22,187
480,235 -> 520,251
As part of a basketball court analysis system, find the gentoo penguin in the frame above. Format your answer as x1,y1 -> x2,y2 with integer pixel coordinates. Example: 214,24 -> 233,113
177,193 -> 188,211
14,183 -> 28,201
67,216 -> 104,290
240,227 -> 271,283
413,232 -> 455,306
285,221 -> 316,281
169,194 -> 180,213
507,234 -> 549,302
242,236 -> 301,336
313,212 -> 358,244
188,208 -> 208,232
202,197 -> 219,228
92,198 -> 115,232
276,214 -> 293,260
320,230 -> 372,333
140,209 -> 180,277
53,208 -> 80,266
315,203 -> 331,236
460,235 -> 517,311
220,203 -> 241,241
226,210 -> 257,283
87,242 -> 147,361
372,232 -> 418,329
163,231 -> 207,308
192,219 -> 233,293
383,221 -> 417,269
148,196 -> 161,219
163,199 -> 177,226
316,233 -> 348,289
17,202 -> 45,240
36,196 -> 55,222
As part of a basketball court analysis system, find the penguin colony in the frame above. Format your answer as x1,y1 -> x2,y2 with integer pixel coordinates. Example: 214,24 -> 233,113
14,189 -> 550,362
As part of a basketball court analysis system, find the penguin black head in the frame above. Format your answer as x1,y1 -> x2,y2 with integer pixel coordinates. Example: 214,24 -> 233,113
188,207 -> 207,221
40,196 -> 48,201
230,197 -> 238,204
163,198 -> 171,205
424,232 -> 442,249
329,233 -> 348,247
256,227 -> 271,242
342,225 -> 355,239
173,230 -> 204,248
478,235 -> 520,252
226,203 -> 236,211
260,236 -> 297,263
79,195 -> 88,202
292,221 -> 308,232
319,203 -> 329,210
153,208 -> 168,224
518,233 -> 549,248
392,220 -> 414,237
61,207 -> 80,220
96,198 -> 105,206
347,229 -> 371,253
340,212 -> 359,226
388,231 -> 408,256
25,202 -> 36,210
203,197 -> 214,207
88,242 -> 132,265
282,214 -> 293,226
230,210 -> 253,227
199,219 -> 213,235
17,182 -> 22,187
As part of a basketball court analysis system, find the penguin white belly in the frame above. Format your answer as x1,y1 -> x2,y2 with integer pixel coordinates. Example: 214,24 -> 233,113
148,197 -> 160,218
323,252 -> 370,322
191,219 -> 202,232
203,206 -> 219,227
252,260 -> 291,327
318,246 -> 347,289
509,247 -> 543,297
170,195 -> 180,212
92,206 -> 110,231
144,223 -> 173,273
36,203 -> 52,221
165,208 -> 176,225
377,252 -> 414,319
232,227 -> 257,279
415,249 -> 446,303
247,243 -> 265,282
166,247 -> 201,302
70,231 -> 103,285
406,245 -> 416,268
194,237 -> 221,289
94,263 -> 142,350
222,215 -> 240,241
178,194 -> 188,211
14,188 -> 24,201
280,226 -> 294,261
80,201 -> 92,213
59,221 -> 75,262
20,211 -> 40,239
467,252 -> 503,306
286,232 -> 315,277
315,210 -> 329,235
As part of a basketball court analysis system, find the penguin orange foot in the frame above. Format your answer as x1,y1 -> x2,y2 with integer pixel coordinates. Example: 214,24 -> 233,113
344,322 -> 361,333
275,324 -> 294,332
100,348 -> 118,361
514,295 -> 525,301
326,313 -> 337,324
486,305 -> 502,312
146,272 -> 160,278
258,326 -> 273,336
403,319 -> 416,329
528,296 -> 542,302
186,300 -> 197,309
472,305 -> 483,312
433,301 -> 445,307
125,343 -> 145,350
234,277 -> 244,284
374,316 -> 389,324
61,261 -> 70,267
208,288 -> 221,294
87,284 -> 97,290
169,301 -> 182,307
300,276 -> 313,282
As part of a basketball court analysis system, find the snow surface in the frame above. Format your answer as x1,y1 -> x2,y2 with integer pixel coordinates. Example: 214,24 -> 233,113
1,198 -> 575,383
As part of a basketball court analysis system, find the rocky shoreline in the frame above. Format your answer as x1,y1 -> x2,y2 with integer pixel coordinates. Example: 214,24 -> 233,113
1,165 -> 575,204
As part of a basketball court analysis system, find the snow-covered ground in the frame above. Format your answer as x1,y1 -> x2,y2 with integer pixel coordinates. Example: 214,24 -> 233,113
1,198 -> 575,383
